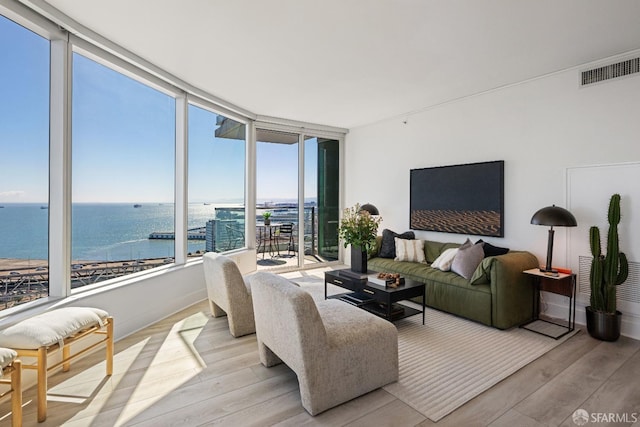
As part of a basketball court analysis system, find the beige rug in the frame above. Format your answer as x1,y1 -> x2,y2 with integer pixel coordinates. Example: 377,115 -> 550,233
383,307 -> 577,421
290,273 -> 578,422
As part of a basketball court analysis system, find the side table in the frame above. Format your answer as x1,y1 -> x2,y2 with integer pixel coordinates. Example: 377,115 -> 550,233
522,268 -> 576,339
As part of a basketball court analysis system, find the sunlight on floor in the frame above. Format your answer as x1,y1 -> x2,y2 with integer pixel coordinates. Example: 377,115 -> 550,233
37,311 -> 211,426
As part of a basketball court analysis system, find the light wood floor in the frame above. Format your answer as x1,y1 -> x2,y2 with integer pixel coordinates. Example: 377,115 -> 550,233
1,287 -> 639,426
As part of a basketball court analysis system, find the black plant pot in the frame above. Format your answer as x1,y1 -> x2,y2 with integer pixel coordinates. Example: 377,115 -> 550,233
350,245 -> 368,274
586,306 -> 622,342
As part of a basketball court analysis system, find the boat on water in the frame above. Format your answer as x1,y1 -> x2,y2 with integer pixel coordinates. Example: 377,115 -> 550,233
40,206 -> 48,209
133,204 -> 142,208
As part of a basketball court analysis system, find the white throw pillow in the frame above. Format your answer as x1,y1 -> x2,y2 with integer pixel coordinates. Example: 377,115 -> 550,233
394,237 -> 426,263
431,248 -> 459,271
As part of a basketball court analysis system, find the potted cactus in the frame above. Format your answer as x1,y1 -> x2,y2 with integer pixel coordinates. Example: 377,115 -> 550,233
586,194 -> 628,341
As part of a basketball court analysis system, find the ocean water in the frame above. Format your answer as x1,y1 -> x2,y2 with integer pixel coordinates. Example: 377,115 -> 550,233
0,203 -> 235,262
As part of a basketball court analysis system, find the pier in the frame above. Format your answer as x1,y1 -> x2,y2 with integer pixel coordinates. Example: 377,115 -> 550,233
149,227 -> 206,240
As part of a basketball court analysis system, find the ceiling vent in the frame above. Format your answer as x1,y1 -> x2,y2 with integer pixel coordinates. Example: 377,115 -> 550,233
581,57 -> 640,86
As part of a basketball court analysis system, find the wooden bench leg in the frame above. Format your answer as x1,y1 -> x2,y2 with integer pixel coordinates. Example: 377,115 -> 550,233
11,360 -> 22,427
37,347 -> 47,422
62,344 -> 71,372
106,317 -> 114,376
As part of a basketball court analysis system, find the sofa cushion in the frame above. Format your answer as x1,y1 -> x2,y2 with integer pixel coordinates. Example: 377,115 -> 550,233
425,240 -> 461,263
379,229 -> 415,258
470,256 -> 493,285
394,237 -> 425,263
431,248 -> 458,271
369,236 -> 383,260
452,240 -> 485,280
476,239 -> 509,257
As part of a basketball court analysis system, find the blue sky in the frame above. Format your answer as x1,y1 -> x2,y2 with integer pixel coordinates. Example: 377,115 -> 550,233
1,15 -> 318,205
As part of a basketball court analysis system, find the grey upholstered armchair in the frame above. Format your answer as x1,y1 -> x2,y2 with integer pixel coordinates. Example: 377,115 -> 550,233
202,252 -> 255,337
250,271 -> 399,415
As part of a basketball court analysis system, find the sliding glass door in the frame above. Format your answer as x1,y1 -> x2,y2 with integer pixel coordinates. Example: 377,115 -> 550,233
255,128 -> 339,270
256,130 -> 299,268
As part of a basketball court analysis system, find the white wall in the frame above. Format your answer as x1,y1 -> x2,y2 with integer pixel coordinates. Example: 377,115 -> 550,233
345,55 -> 640,339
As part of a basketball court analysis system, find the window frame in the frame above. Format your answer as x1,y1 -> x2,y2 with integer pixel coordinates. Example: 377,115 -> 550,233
186,96 -> 250,255
0,1 -> 346,318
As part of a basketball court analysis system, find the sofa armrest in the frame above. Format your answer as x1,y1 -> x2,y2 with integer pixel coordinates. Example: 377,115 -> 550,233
488,251 -> 539,329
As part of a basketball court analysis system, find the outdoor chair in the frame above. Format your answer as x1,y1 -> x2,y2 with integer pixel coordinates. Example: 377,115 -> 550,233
202,252 -> 255,337
250,272 -> 398,416
274,223 -> 295,257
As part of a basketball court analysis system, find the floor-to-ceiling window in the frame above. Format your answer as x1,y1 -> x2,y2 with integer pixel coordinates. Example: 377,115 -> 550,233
0,14 -> 50,310
71,53 -> 176,287
0,4 -> 346,315
188,104 -> 246,255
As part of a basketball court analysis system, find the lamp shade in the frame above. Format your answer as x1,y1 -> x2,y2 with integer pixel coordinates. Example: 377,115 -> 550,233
530,205 -> 577,227
531,204 -> 577,272
360,203 -> 379,216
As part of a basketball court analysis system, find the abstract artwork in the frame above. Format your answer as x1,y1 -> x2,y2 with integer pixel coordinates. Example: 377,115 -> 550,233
410,160 -> 504,237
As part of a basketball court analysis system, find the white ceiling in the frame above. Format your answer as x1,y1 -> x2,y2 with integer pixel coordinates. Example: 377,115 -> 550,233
40,0 -> 640,129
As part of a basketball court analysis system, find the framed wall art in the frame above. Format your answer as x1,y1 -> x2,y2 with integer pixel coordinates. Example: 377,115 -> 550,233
410,160 -> 504,237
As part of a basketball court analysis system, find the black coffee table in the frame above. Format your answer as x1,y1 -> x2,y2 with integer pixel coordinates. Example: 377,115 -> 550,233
324,269 -> 425,324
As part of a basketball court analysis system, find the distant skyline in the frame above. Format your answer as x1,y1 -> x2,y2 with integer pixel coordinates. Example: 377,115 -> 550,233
1,15 -> 319,205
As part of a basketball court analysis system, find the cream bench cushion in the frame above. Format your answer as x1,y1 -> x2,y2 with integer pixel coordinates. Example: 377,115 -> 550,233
0,307 -> 108,349
0,347 -> 17,373
0,306 -> 112,423
0,347 -> 22,427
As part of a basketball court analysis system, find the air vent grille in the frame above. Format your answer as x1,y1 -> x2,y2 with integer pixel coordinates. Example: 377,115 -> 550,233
581,57 -> 640,86
578,255 -> 640,304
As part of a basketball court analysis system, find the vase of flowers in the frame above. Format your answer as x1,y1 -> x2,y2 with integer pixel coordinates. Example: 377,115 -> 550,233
338,203 -> 382,273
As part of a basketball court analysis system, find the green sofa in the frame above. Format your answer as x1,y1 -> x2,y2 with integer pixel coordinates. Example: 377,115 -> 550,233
368,238 -> 539,329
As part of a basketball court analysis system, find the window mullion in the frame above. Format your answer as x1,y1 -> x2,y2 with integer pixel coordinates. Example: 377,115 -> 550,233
49,36 -> 72,297
175,95 -> 188,264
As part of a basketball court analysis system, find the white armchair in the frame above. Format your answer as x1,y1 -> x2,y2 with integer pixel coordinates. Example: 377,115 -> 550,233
202,252 -> 255,337
250,271 -> 398,415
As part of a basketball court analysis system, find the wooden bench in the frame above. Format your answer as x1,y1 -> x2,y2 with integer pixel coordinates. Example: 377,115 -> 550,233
0,348 -> 21,427
0,307 -> 113,422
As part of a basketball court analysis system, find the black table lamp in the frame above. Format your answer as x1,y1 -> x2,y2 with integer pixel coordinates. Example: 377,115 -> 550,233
360,203 -> 379,215
530,205 -> 577,273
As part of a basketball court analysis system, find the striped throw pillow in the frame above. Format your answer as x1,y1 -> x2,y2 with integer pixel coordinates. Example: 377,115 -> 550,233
394,237 -> 426,263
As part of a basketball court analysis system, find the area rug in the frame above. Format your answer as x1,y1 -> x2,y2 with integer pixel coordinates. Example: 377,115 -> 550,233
290,274 -> 578,422
383,307 -> 577,421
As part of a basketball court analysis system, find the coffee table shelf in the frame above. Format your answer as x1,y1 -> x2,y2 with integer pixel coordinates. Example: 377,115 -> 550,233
325,269 -> 425,324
